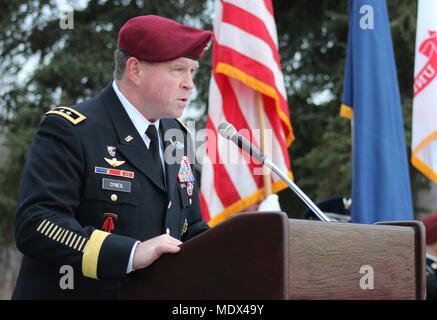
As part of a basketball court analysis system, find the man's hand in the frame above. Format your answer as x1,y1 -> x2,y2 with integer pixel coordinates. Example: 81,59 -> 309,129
132,234 -> 182,270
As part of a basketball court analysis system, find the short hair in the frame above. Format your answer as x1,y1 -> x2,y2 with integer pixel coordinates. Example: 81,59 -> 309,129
113,48 -> 130,80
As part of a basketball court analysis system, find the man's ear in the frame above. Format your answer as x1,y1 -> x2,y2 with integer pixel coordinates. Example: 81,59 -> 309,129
125,57 -> 144,85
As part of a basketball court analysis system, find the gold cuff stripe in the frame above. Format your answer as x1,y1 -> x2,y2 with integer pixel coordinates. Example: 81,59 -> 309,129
60,230 -> 69,243
61,230 -> 70,244
68,234 -> 77,247
55,229 -> 66,242
82,230 -> 110,280
44,223 -> 55,236
37,220 -> 48,232
40,220 -> 51,234
41,221 -> 52,234
48,225 -> 59,238
73,236 -> 82,250
64,231 -> 73,246
36,220 -> 89,253
77,238 -> 87,252
52,227 -> 62,240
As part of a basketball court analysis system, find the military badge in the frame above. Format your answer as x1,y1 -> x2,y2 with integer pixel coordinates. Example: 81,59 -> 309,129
107,146 -> 116,157
95,166 -> 134,179
102,213 -> 118,233
104,144 -> 125,167
182,218 -> 188,236
201,39 -> 213,57
186,181 -> 194,197
45,106 -> 86,125
104,157 -> 125,168
177,156 -> 195,183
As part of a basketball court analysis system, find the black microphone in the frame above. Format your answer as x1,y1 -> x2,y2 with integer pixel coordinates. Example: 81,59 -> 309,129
217,122 -> 266,163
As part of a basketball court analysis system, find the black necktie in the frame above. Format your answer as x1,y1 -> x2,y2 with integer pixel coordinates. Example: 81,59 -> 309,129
146,125 -> 165,185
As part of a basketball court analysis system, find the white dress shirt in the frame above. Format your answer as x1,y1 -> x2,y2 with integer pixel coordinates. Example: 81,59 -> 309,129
112,80 -> 167,273
112,81 -> 166,175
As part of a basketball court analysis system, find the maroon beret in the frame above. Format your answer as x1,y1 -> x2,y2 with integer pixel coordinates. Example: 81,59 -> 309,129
117,15 -> 214,62
423,214 -> 437,245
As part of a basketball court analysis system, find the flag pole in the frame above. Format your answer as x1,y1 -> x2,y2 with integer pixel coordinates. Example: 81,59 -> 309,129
257,93 -> 272,196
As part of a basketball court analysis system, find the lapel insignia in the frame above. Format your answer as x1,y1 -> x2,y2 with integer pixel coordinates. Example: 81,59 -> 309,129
125,135 -> 134,142
182,218 -> 188,236
103,213 -> 118,233
107,146 -> 117,157
177,156 -> 195,183
95,166 -> 134,179
104,157 -> 125,168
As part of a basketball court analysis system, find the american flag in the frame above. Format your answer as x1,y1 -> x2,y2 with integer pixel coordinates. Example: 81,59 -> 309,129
200,0 -> 294,226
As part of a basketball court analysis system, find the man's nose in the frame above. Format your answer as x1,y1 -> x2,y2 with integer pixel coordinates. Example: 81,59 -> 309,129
182,73 -> 195,90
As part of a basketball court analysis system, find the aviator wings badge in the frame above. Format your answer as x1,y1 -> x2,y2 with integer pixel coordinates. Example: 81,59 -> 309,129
104,146 -> 125,167
104,157 -> 125,168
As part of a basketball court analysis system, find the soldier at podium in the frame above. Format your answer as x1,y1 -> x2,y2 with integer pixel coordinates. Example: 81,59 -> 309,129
12,15 -> 213,299
423,214 -> 437,300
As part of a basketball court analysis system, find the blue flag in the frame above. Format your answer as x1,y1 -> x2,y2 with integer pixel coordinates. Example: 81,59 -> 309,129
340,0 -> 413,223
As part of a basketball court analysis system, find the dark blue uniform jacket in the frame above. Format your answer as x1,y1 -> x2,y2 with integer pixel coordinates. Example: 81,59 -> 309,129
13,85 -> 209,299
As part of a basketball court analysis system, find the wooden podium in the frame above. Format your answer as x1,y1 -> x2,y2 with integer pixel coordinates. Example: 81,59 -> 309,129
120,212 -> 426,300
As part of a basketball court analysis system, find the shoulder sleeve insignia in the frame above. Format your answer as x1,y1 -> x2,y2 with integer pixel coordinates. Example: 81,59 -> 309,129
176,119 -> 191,135
45,106 -> 86,125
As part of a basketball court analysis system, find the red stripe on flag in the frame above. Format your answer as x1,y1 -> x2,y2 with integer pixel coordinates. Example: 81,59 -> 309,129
222,2 -> 281,68
199,192 -> 211,221
200,0 -> 293,222
213,72 -> 265,189
215,45 -> 285,102
206,117 -> 243,207
214,45 -> 292,144
262,95 -> 291,168
264,0 -> 274,17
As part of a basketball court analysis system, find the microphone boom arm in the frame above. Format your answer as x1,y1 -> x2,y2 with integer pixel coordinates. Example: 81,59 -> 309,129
263,159 -> 332,222
218,121 -> 332,222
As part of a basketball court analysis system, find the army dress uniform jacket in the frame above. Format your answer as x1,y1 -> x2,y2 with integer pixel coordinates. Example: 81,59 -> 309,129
12,85 -> 209,299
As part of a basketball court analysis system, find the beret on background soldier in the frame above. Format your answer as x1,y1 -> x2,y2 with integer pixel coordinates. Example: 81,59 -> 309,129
423,214 -> 437,246
423,214 -> 437,300
12,14 -> 214,299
